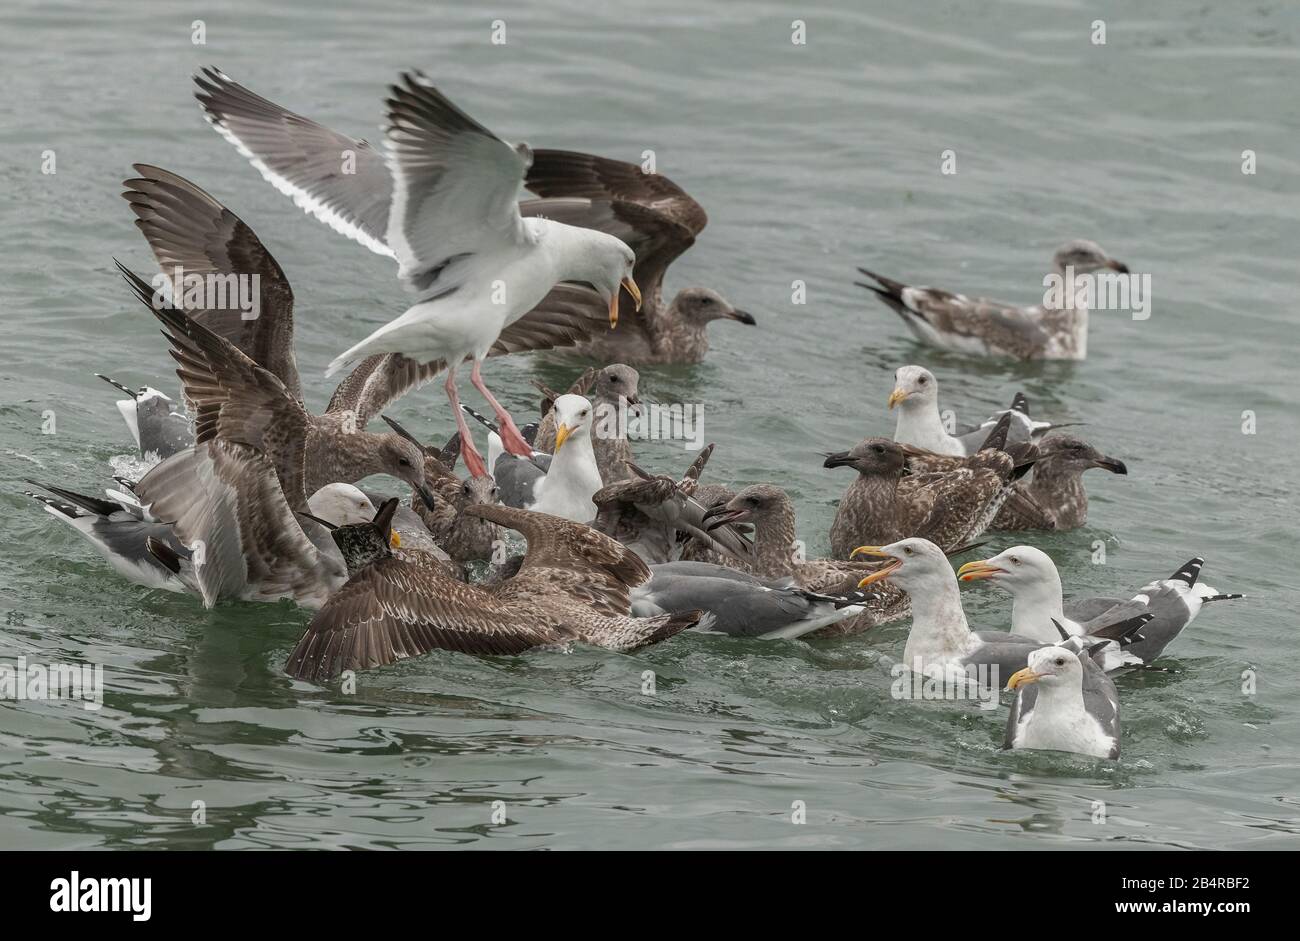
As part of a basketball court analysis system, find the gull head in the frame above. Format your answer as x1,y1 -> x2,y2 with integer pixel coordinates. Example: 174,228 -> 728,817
329,497 -> 401,574
552,394 -> 594,451
1007,645 -> 1083,691
307,483 -> 377,527
1034,435 -> 1127,476
1053,239 -> 1128,275
823,437 -> 906,477
888,365 -> 939,410
570,230 -> 639,327
457,474 -> 500,508
594,364 -> 642,413
379,434 -> 438,510
958,545 -> 1058,594
672,287 -> 755,327
702,483 -> 787,530
852,537 -> 950,593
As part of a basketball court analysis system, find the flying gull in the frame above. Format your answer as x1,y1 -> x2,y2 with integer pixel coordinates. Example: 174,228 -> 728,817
95,374 -> 191,462
519,149 -> 755,363
285,502 -> 708,682
193,68 -> 641,477
631,561 -> 868,640
823,434 -> 1038,558
990,435 -> 1127,530
1005,642 -> 1121,760
857,240 -> 1129,360
886,365 -> 1062,457
958,546 -> 1242,664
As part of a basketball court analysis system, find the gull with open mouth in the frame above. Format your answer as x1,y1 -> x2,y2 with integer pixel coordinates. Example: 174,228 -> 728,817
194,68 -> 640,478
958,546 -> 1242,664
857,239 -> 1129,360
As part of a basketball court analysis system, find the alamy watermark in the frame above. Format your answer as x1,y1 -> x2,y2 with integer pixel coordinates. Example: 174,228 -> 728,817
151,265 -> 261,320
592,399 -> 704,451
1,656 -> 104,711
1043,265 -> 1151,321
890,659 -> 1000,711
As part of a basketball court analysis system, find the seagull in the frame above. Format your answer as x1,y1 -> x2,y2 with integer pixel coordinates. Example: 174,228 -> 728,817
1005,643 -> 1121,759
991,435 -> 1128,530
533,364 -> 641,484
886,366 -> 1060,457
957,546 -> 1242,664
193,68 -> 642,478
631,561 -> 868,640
95,374 -> 191,462
284,502 -> 709,683
520,150 -> 755,363
857,240 -> 1129,360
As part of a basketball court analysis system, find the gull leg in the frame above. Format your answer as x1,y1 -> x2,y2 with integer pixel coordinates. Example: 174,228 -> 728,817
470,358 -> 533,458
445,367 -> 489,479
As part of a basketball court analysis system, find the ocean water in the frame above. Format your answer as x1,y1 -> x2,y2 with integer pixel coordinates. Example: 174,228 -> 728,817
0,0 -> 1296,849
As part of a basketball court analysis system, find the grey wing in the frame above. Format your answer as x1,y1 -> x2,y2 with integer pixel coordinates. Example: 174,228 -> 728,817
1064,596 -> 1131,623
632,574 -> 822,639
967,634 -> 1040,684
135,397 -> 195,460
1004,686 -> 1032,749
1080,657 -> 1121,755
194,67 -> 394,257
493,454 -> 547,508
648,562 -> 781,587
1082,585 -> 1193,664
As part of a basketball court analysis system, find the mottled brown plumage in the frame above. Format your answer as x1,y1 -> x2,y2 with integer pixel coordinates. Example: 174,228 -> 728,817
993,435 -> 1128,530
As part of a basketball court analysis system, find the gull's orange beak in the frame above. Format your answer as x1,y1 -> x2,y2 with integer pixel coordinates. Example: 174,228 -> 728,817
554,423 -> 572,452
389,530 -> 402,549
887,388 -> 909,409
1006,668 -> 1041,691
957,559 -> 1002,582
850,545 -> 889,560
621,276 -> 641,313
852,547 -> 901,588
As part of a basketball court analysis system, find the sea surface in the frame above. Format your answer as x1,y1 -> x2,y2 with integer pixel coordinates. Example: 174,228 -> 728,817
0,0 -> 1297,849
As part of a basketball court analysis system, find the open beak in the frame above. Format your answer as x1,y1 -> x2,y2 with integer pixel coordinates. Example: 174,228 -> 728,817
702,504 -> 747,532
417,484 -> 438,511
727,309 -> 757,325
1104,259 -> 1130,274
554,423 -> 572,452
615,275 -> 641,326
851,546 -> 902,588
389,530 -> 402,549
957,559 -> 1003,582
1096,456 -> 1128,475
1006,668 -> 1042,690
887,388 -> 909,409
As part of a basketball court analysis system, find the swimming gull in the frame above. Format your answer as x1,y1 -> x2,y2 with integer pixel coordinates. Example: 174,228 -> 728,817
533,364 -> 641,484
1005,643 -> 1121,759
990,435 -> 1127,530
193,68 -> 641,477
519,149 -> 754,363
631,561 -> 867,640
284,503 -> 708,682
857,240 -> 1129,360
958,546 -> 1242,664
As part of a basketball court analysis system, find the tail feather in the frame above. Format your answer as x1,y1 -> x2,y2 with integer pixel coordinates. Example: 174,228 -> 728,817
1169,557 -> 1204,587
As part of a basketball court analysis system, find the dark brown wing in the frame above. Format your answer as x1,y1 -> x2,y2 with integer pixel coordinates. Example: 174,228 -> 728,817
117,262 -> 314,508
284,556 -> 576,682
488,283 -> 612,355
123,164 -> 302,400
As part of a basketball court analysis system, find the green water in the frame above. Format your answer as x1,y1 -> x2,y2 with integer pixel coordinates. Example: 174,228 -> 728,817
0,0 -> 1296,849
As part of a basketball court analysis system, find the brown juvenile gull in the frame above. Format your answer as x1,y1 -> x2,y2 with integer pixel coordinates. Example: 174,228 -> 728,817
519,149 -> 755,363
116,262 -> 436,512
534,364 -> 641,484
823,435 -> 1037,558
958,546 -> 1241,665
991,435 -> 1127,530
193,68 -> 641,477
284,502 -> 708,682
857,240 -> 1129,360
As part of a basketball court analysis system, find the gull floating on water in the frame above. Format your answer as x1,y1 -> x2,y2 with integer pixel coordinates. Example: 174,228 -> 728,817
958,546 -> 1242,664
95,374 -> 191,463
520,150 -> 754,363
284,502 -> 708,682
857,240 -> 1129,360
533,364 -> 641,484
1005,641 -> 1122,760
194,68 -> 641,477
990,435 -> 1128,531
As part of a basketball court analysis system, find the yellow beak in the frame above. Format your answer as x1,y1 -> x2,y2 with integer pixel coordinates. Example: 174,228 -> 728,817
554,423 -> 572,451
389,530 -> 402,549
850,545 -> 889,559
887,388 -> 909,409
1006,668 -> 1041,690
957,559 -> 1002,582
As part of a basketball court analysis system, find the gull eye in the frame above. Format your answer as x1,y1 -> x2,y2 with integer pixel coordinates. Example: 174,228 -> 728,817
1011,557 -> 1020,566
701,297 -> 713,306
610,376 -> 620,383
1054,658 -> 1066,667
398,457 -> 411,467
917,376 -> 927,384
903,546 -> 913,556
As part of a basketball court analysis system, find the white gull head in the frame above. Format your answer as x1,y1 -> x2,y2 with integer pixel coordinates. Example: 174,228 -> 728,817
308,483 -> 378,527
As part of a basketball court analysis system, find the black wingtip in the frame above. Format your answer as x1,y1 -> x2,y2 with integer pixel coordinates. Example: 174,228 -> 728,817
980,411 -> 1013,452
1169,557 -> 1205,587
1052,618 -> 1071,642
1202,592 -> 1244,604
95,373 -> 137,397
459,403 -> 499,434
146,536 -> 182,575
1011,392 -> 1030,416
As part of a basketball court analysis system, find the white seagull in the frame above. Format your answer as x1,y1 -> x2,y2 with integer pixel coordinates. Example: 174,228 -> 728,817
1005,644 -> 1121,760
194,68 -> 641,479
